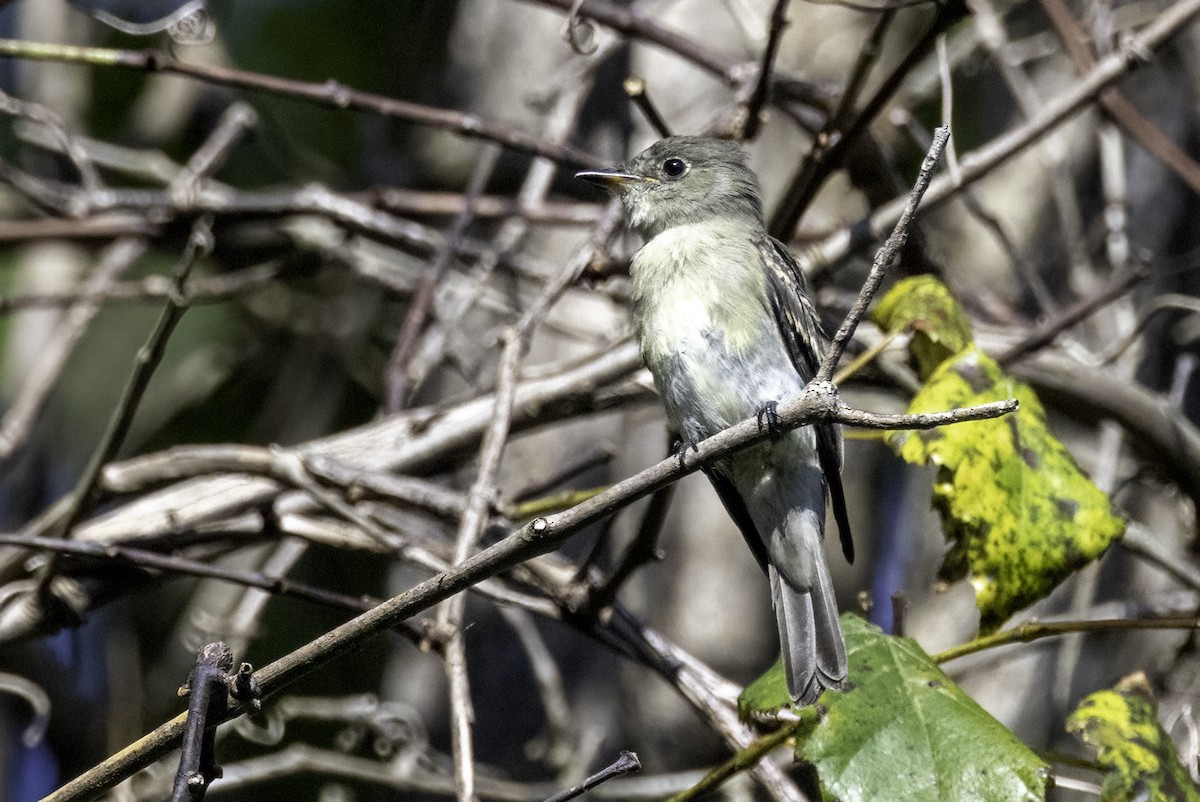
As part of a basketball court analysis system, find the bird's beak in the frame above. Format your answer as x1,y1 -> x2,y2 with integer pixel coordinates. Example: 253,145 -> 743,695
575,169 -> 644,190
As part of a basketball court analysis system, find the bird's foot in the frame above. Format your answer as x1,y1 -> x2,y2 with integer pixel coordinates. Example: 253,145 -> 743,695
756,400 -> 783,440
672,437 -> 699,470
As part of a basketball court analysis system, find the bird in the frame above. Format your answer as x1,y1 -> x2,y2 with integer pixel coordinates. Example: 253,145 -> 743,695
577,136 -> 853,704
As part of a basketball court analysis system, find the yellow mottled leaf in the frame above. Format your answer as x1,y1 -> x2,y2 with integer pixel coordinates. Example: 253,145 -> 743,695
872,275 -> 974,379
888,346 -> 1124,630
1068,673 -> 1200,801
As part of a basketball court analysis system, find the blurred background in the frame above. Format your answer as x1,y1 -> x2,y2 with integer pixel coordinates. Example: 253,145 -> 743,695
0,0 -> 1196,799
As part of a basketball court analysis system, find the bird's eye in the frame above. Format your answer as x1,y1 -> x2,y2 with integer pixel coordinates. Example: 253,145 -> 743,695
662,158 -> 688,178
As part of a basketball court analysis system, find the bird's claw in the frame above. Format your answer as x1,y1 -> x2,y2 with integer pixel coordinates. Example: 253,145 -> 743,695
672,438 -> 699,470
756,400 -> 782,440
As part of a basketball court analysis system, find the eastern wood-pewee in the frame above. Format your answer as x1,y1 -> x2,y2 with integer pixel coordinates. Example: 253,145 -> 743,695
578,136 -> 853,704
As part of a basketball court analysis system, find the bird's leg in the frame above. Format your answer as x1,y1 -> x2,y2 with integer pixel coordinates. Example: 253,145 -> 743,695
756,400 -> 783,440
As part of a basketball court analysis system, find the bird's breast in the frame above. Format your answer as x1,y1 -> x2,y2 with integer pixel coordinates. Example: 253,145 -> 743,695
629,225 -> 801,439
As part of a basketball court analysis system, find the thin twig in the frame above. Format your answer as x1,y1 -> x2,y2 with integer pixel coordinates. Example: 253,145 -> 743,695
0,533 -> 423,638
1097,292 -> 1200,366
517,201 -> 624,337
49,222 -> 211,532
33,219 -> 214,600
829,6 -> 898,136
436,328 -> 523,802
666,723 -> 798,802
623,75 -> 673,138
580,482 -> 672,614
211,741 -> 685,799
934,614 -> 1200,663
509,444 -> 615,503
739,0 -> 791,140
817,126 -> 949,382
0,261 -> 279,314
385,143 -> 501,411
0,215 -> 159,242
834,399 -> 1017,428
541,751 -> 641,802
998,266 -> 1147,365
369,189 -> 604,224
168,102 -> 258,200
1119,523 -> 1200,595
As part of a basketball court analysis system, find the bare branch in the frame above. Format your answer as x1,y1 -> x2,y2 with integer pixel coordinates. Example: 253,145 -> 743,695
1039,0 -> 1200,194
43,219 -> 212,539
385,143 -> 501,412
802,0 -> 1200,273
0,37 -> 602,168
42,375 -> 1016,801
0,237 -> 145,465
172,643 -> 236,802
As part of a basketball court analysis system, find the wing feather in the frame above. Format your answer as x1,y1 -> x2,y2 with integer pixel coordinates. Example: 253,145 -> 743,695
755,236 -> 855,564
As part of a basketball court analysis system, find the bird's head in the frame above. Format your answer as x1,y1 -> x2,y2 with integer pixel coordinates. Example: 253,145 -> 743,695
577,136 -> 764,239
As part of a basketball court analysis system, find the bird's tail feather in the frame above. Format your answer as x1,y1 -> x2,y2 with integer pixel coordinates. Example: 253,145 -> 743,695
770,557 -> 847,705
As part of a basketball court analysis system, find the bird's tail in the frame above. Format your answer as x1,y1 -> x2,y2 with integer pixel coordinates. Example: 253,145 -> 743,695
770,556 -> 847,705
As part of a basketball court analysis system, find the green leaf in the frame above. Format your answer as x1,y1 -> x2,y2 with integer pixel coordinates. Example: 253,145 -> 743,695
888,346 -> 1125,631
739,657 -> 790,718
1067,673 -> 1200,802
871,276 -> 975,379
774,616 -> 1049,801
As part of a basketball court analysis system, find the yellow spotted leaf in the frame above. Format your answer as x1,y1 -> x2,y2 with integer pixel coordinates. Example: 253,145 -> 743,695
872,275 -> 975,380
873,277 -> 1126,631
1067,673 -> 1200,801
888,346 -> 1125,630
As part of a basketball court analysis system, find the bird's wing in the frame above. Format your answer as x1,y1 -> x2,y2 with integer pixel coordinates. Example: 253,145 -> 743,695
755,235 -> 854,564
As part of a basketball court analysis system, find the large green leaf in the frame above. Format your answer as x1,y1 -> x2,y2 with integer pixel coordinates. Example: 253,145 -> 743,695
740,616 -> 1050,801
1068,673 -> 1200,802
887,346 -> 1124,630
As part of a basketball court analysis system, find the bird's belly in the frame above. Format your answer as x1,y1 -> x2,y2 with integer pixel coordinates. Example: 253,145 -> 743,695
646,324 -> 803,443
